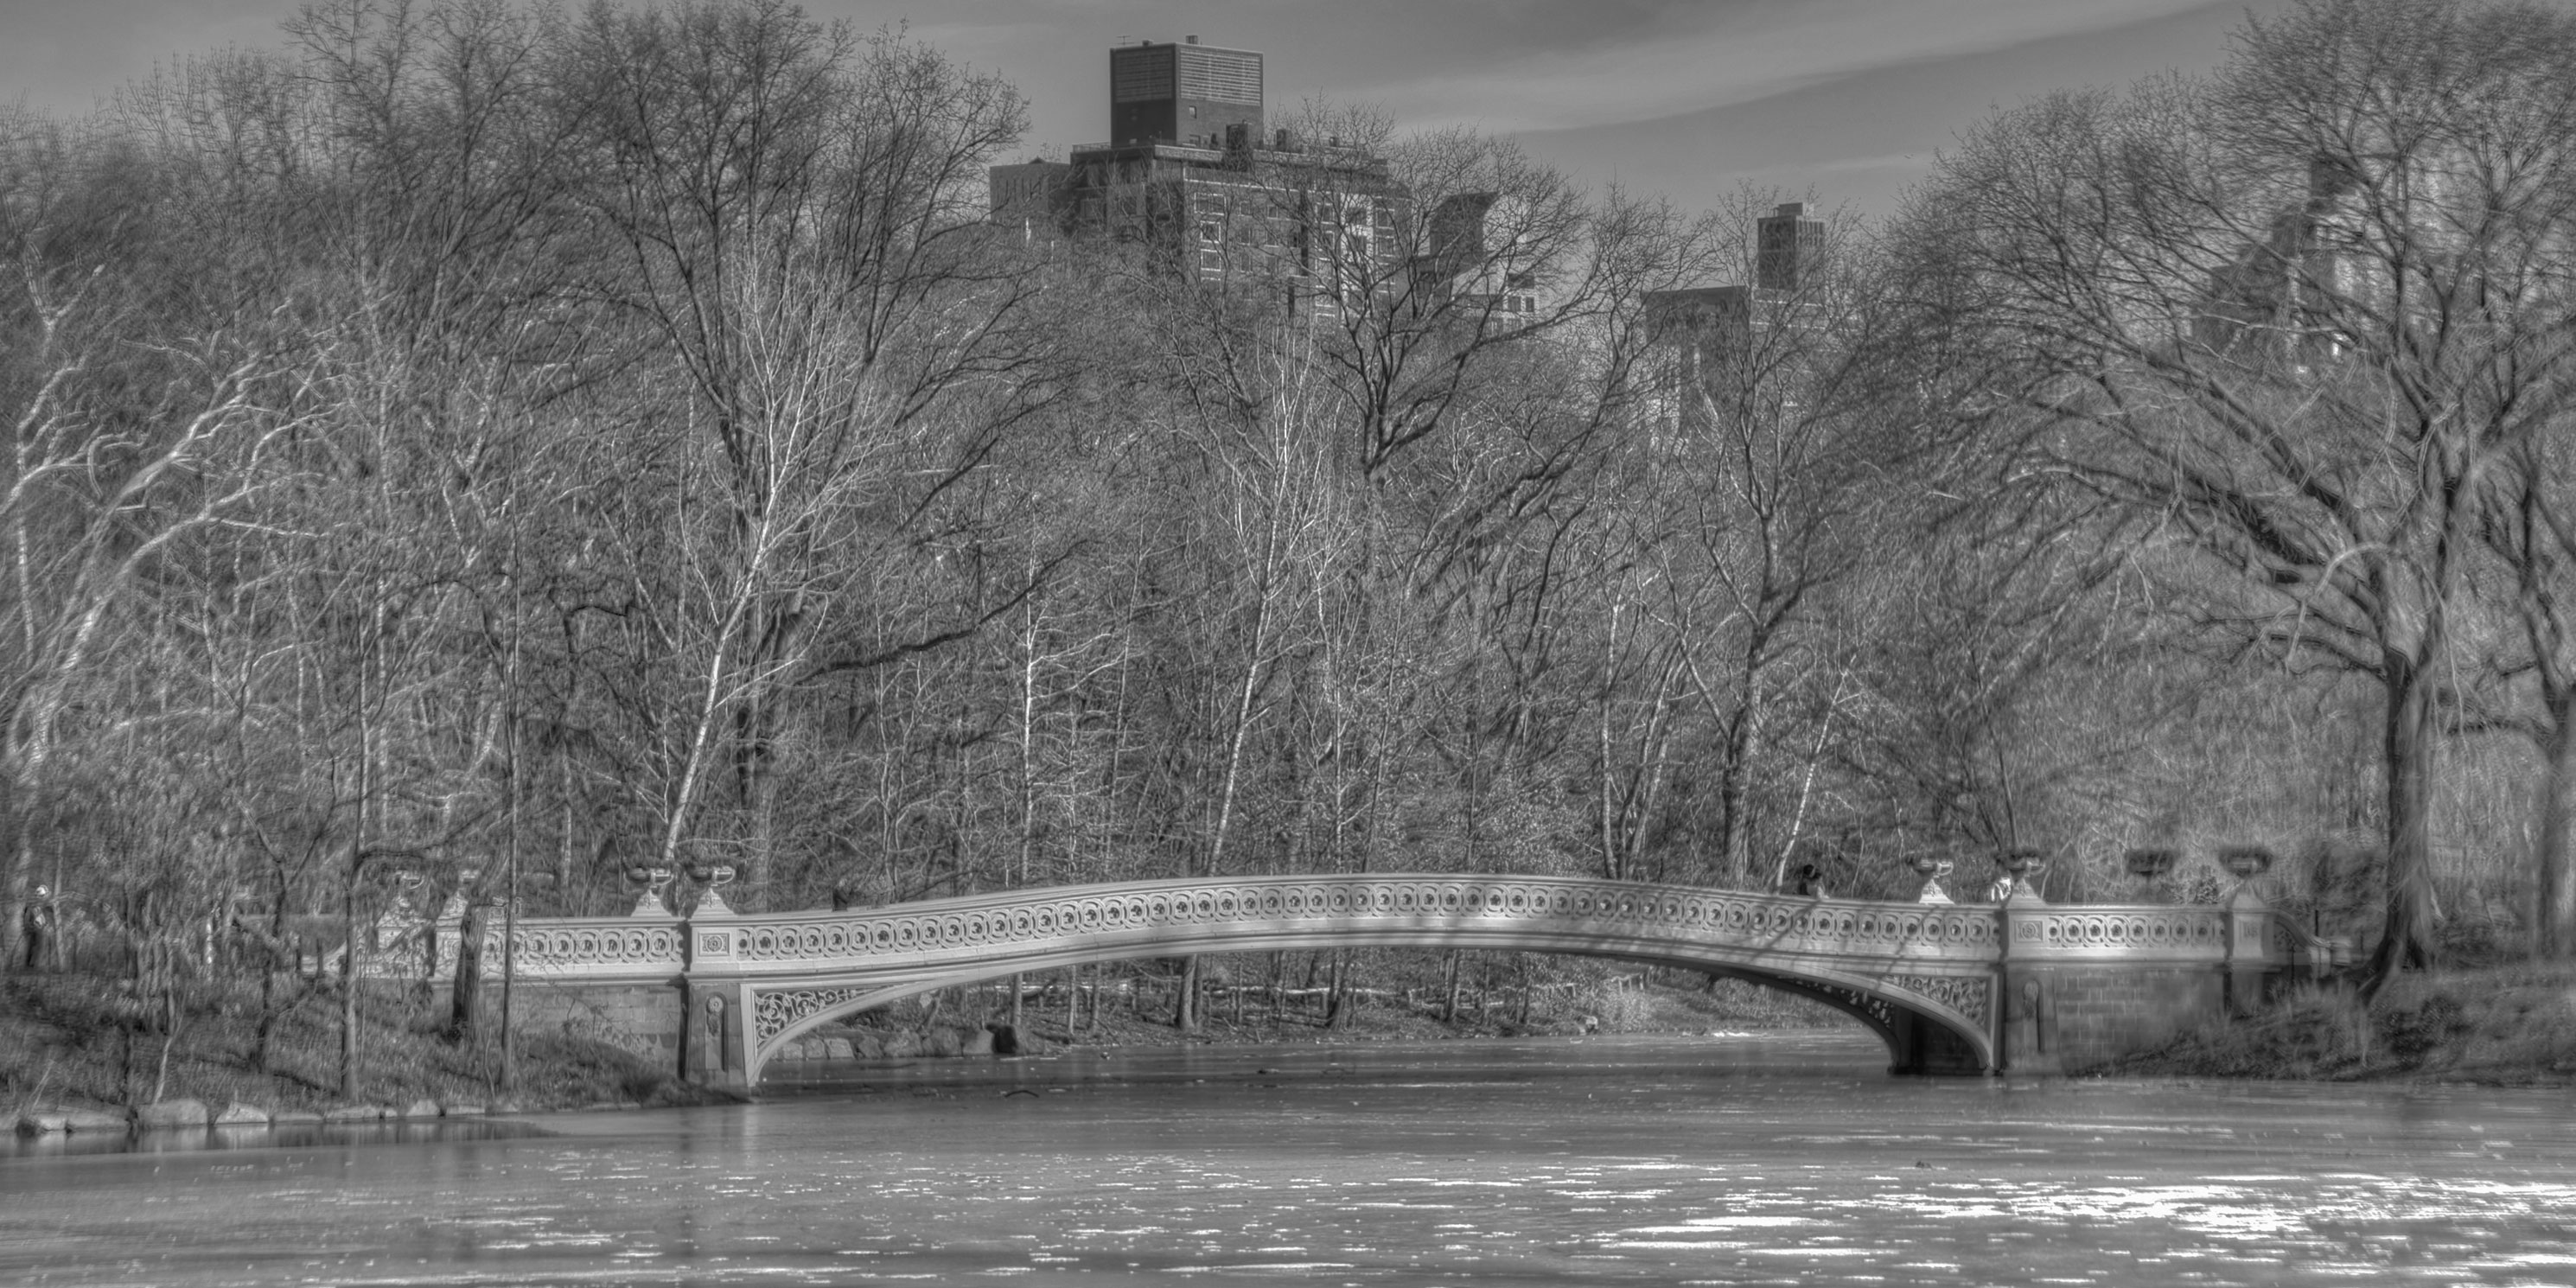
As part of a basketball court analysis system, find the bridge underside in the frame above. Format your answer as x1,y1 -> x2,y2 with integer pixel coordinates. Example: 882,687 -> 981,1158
695,929 -> 1996,1087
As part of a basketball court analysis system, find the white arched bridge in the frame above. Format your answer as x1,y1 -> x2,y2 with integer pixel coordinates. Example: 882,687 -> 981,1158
385,873 -> 2329,1087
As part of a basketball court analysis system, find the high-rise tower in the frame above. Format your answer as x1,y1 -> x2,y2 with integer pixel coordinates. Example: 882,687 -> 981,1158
1638,194 -> 1834,448
1109,37 -> 1263,149
1755,201 -> 1826,291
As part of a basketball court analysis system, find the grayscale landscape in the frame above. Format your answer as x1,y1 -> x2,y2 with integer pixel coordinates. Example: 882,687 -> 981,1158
4,1 -> 2575,1283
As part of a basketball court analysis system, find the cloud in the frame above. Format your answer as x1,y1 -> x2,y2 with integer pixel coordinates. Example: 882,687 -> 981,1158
1353,0 -> 2217,133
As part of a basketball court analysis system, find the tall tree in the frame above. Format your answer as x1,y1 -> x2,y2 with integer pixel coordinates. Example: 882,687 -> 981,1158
562,3 -> 1058,900
1903,0 -> 2576,984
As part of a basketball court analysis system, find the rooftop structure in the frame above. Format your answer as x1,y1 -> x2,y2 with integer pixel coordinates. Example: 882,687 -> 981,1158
1109,38 -> 1264,150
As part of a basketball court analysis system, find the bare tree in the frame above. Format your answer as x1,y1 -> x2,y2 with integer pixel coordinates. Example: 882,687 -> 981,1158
1903,0 -> 2576,984
561,5 -> 1059,900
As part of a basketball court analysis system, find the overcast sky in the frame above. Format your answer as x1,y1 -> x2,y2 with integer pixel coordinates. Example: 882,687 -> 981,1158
1,0 -> 2286,218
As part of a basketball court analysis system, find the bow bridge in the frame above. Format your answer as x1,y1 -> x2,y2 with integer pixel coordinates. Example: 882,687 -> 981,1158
387,873 -> 2326,1087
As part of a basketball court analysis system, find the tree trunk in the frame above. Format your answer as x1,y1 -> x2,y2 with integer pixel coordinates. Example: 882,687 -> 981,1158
2537,688 -> 2576,960
1172,956 -> 1197,1030
1716,698 -> 1760,887
339,849 -> 361,1102
448,900 -> 488,1043
2365,660 -> 2441,991
254,955 -> 276,1074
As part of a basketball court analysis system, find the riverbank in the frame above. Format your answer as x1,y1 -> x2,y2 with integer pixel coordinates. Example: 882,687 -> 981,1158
2114,963 -> 2576,1086
3,966 -> 1830,1126
16,961 -> 2573,1130
0,972 -> 718,1131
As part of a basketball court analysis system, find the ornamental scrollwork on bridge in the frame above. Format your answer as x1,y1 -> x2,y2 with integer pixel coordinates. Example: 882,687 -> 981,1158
1773,973 -> 1990,1033
1770,979 -> 1899,1035
387,917 -> 684,980
1890,973 -> 1990,1027
753,985 -> 870,1045
2006,909 -> 2228,959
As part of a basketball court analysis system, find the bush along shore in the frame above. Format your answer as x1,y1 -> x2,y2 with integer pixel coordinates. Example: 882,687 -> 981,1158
2,972 -> 730,1138
2112,965 -> 2576,1086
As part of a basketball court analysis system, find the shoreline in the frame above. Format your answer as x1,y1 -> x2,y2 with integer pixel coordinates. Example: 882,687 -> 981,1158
2,967 -> 1833,1135
2105,962 -> 2576,1088
16,962 -> 2573,1145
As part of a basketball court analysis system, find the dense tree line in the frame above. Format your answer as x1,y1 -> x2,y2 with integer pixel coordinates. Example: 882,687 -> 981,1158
4,0 -> 2573,1080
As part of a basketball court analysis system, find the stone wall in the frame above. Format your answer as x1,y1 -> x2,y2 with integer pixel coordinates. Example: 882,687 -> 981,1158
505,979 -> 686,1073
2005,964 -> 2226,1074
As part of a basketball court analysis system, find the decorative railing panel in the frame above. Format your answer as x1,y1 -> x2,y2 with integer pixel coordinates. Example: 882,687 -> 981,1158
695,876 -> 2000,979
1999,905 -> 2233,962
398,915 -> 685,981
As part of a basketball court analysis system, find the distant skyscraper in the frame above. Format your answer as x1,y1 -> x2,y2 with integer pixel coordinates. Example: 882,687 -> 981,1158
1640,198 -> 1833,444
1109,38 -> 1264,149
1756,202 -> 1826,291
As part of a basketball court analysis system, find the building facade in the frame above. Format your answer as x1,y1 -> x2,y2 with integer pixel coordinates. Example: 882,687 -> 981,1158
1637,201 -> 1832,442
988,38 -> 1410,316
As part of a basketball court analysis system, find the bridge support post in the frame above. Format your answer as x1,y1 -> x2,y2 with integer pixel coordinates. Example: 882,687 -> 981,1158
1993,892 -> 2056,1075
2222,884 -> 2273,1017
685,977 -> 751,1088
683,921 -> 756,1087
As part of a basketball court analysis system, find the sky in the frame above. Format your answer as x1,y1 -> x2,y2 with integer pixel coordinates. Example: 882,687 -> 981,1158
0,0 -> 2286,219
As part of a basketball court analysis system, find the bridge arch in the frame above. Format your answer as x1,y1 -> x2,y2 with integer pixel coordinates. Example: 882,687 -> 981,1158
692,875 -> 2000,1085
742,950 -> 1987,1087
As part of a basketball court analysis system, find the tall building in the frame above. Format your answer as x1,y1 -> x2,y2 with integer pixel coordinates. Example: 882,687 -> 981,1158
988,160 -> 1068,233
1756,202 -> 1826,291
1412,193 -> 1541,318
991,38 -> 1408,316
1638,200 -> 1833,443
2193,156 -> 2367,361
